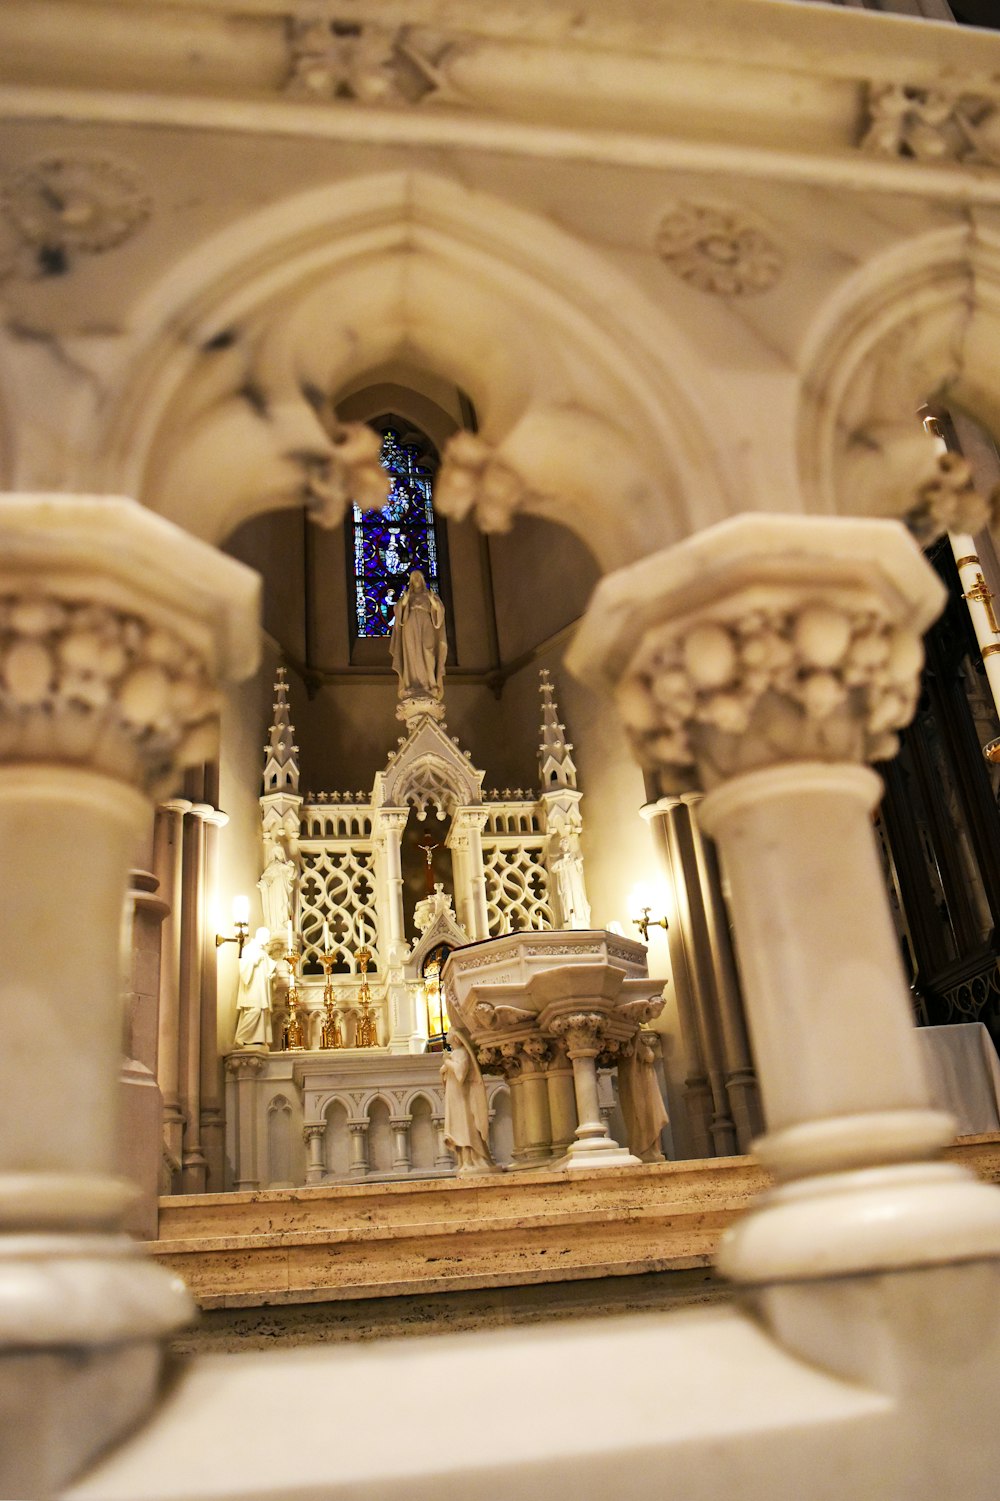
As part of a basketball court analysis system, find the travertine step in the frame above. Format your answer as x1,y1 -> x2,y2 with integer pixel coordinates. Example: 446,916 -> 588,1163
149,1138 -> 1000,1310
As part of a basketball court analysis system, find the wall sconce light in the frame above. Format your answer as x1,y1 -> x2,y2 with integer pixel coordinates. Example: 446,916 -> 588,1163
216,894 -> 250,957
633,907 -> 669,944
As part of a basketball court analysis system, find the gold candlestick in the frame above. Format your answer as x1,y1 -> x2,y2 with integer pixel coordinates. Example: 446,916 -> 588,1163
355,944 -> 379,1049
281,946 -> 307,1051
319,949 -> 344,1050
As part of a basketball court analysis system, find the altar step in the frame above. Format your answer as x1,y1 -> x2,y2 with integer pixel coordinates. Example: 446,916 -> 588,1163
150,1137 -> 1000,1313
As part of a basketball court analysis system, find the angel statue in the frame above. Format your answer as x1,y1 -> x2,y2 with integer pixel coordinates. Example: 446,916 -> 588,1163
440,1027 -> 497,1175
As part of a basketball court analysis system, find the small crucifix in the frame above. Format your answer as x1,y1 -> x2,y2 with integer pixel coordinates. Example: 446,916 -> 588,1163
416,831 -> 440,894
963,572 -> 1000,636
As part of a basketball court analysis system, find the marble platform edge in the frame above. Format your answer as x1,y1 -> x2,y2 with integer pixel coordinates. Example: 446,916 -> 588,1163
148,1202 -> 740,1255
157,1153 -> 761,1209
187,1252 -> 719,1309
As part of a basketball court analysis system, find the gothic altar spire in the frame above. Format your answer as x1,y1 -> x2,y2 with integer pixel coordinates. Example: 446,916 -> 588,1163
538,668 -> 577,792
262,666 -> 300,795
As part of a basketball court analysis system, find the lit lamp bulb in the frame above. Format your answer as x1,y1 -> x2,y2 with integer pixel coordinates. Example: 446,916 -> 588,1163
216,894 -> 251,957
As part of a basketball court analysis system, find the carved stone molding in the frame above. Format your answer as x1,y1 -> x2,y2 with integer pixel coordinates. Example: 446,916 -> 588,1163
904,451 -> 999,545
225,1051 -> 268,1078
654,202 -> 784,297
294,420 -> 389,528
860,83 -> 1000,167
435,432 -> 537,535
284,17 -> 454,107
0,154 -> 151,273
0,594 -> 220,794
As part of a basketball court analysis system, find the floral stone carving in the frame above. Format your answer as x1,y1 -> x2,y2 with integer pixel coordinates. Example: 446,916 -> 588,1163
285,18 -> 453,106
0,594 -> 220,794
654,202 -> 784,296
294,420 -> 389,526
0,154 -> 151,270
616,600 -> 926,788
904,451 -> 999,546
436,432 -> 535,534
860,84 -> 1000,167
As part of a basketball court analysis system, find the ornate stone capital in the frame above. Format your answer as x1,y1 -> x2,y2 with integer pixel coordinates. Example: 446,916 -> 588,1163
549,1011 -> 606,1059
0,496 -> 259,797
302,1123 -> 326,1142
568,514 -> 945,793
225,1050 -> 268,1077
296,421 -> 389,528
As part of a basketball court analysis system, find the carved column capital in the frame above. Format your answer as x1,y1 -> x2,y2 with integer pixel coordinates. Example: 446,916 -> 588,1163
302,1123 -> 326,1143
549,1011 -> 606,1059
569,514 -> 945,794
225,1050 -> 268,1078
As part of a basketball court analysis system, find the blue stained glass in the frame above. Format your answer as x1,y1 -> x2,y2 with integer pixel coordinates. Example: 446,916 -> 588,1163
353,428 -> 442,638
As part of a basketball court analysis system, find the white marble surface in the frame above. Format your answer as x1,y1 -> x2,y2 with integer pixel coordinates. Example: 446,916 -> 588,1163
918,1023 -> 1000,1136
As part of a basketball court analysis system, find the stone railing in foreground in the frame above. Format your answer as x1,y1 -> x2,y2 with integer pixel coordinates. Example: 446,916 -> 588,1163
0,495 -> 260,1498
16,510 -> 1000,1501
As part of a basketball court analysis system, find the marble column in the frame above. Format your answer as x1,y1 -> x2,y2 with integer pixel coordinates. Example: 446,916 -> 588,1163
684,792 -> 763,1150
548,1014 -> 639,1170
178,794 -> 210,1192
643,794 -> 715,1157
303,1123 -> 326,1186
516,1040 -> 554,1162
227,1051 -> 267,1191
199,775 -> 229,1191
348,1122 -> 369,1178
546,1039 -> 579,1155
0,493 -> 258,1497
448,808 -> 490,940
570,511 -> 1000,1284
642,794 -> 737,1156
433,1116 -> 454,1170
153,797 -> 191,1184
392,1118 -> 413,1172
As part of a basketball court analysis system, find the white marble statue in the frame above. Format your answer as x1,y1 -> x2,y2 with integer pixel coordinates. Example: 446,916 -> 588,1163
441,1028 -> 495,1174
552,834 -> 591,929
257,834 -> 296,936
390,570 -> 447,701
234,927 -> 277,1047
617,1030 -> 669,1163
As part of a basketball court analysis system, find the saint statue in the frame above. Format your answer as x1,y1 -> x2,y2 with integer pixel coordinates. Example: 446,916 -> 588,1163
390,570 -> 447,701
257,834 -> 296,937
441,1028 -> 496,1174
234,927 -> 277,1047
552,834 -> 592,929
617,1031 -> 669,1163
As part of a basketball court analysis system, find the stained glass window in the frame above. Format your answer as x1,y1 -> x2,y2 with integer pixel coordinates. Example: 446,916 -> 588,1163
352,427 -> 442,638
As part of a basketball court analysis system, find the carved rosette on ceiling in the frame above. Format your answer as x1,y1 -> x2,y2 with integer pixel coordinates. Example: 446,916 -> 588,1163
654,202 -> 784,297
284,16 -> 455,106
0,594 -> 220,795
860,84 -> 1000,166
0,154 -> 151,273
616,600 -> 926,788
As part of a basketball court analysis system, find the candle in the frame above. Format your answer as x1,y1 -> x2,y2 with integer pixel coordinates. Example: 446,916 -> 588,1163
232,894 -> 250,927
287,919 -> 294,951
323,921 -> 331,952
